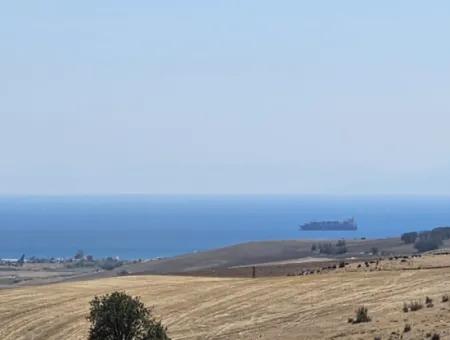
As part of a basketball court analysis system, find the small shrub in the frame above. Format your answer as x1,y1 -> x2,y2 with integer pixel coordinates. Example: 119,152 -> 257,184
374,337 -> 381,340
353,306 -> 371,323
402,303 -> 409,313
99,257 -> 123,271
347,317 -> 353,323
426,296 -> 433,304
431,333 -> 440,340
442,295 -> 449,302
409,300 -> 423,311
403,323 -> 411,333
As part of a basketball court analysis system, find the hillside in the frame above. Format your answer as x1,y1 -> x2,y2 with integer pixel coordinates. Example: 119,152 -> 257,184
2,254 -> 450,339
116,237 -> 414,275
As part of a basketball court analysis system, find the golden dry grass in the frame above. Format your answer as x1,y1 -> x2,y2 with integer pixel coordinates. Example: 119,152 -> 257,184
2,267 -> 450,339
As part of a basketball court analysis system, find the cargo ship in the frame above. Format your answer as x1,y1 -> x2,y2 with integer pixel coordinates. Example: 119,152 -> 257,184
299,218 -> 357,231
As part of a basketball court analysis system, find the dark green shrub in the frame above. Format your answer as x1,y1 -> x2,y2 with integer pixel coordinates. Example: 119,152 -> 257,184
317,241 -> 348,255
99,257 -> 123,270
353,306 -> 370,323
401,232 -> 418,244
402,303 -> 409,313
414,237 -> 441,252
87,291 -> 170,340
413,228 -> 450,252
408,300 -> 423,311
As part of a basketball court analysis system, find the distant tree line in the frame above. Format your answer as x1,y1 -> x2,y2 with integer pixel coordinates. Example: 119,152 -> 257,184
401,226 -> 450,252
311,240 -> 347,255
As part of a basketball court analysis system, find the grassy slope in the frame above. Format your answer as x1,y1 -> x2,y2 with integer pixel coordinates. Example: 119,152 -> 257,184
2,257 -> 450,339
118,237 -> 414,275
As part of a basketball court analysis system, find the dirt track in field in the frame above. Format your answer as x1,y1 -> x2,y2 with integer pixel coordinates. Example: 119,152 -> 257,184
2,266 -> 450,339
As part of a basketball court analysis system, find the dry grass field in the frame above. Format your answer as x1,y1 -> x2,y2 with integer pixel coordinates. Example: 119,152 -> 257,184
2,256 -> 450,340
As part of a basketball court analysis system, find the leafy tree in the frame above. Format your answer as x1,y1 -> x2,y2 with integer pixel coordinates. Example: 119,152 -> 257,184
99,257 -> 123,270
414,238 -> 441,252
87,291 -> 170,340
401,232 -> 418,244
74,249 -> 85,260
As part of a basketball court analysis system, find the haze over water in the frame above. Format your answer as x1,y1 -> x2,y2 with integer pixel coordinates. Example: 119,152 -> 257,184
1,195 -> 449,259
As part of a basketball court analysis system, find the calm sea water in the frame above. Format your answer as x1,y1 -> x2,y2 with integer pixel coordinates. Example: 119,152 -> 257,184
0,195 -> 449,259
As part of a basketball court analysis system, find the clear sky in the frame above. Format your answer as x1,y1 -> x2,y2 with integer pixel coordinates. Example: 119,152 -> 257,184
1,1 -> 450,195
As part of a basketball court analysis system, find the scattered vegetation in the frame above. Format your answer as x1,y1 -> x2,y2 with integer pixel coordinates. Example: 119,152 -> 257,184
442,295 -> 449,302
87,291 -> 170,340
401,231 -> 418,244
403,303 -> 409,313
414,236 -> 442,252
352,306 -> 371,323
401,226 -> 450,252
98,257 -> 123,271
426,296 -> 434,308
403,323 -> 411,333
403,300 -> 423,312
431,333 -> 440,340
313,240 -> 347,255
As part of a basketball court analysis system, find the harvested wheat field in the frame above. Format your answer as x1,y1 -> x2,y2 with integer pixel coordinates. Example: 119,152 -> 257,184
2,267 -> 450,340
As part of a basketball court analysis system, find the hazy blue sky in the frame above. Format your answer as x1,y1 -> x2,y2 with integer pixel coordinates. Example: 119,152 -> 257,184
1,1 -> 450,194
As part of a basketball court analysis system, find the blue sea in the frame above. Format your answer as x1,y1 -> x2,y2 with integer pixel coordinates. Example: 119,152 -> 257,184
0,195 -> 449,259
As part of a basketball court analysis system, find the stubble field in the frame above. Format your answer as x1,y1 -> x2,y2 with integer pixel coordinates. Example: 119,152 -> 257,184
1,263 -> 450,339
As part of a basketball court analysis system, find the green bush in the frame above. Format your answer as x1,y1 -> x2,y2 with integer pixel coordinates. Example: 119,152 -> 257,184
401,232 -> 418,244
402,303 -> 409,313
408,300 -> 423,311
87,291 -> 170,340
414,237 -> 441,252
353,306 -> 370,323
99,257 -> 123,270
